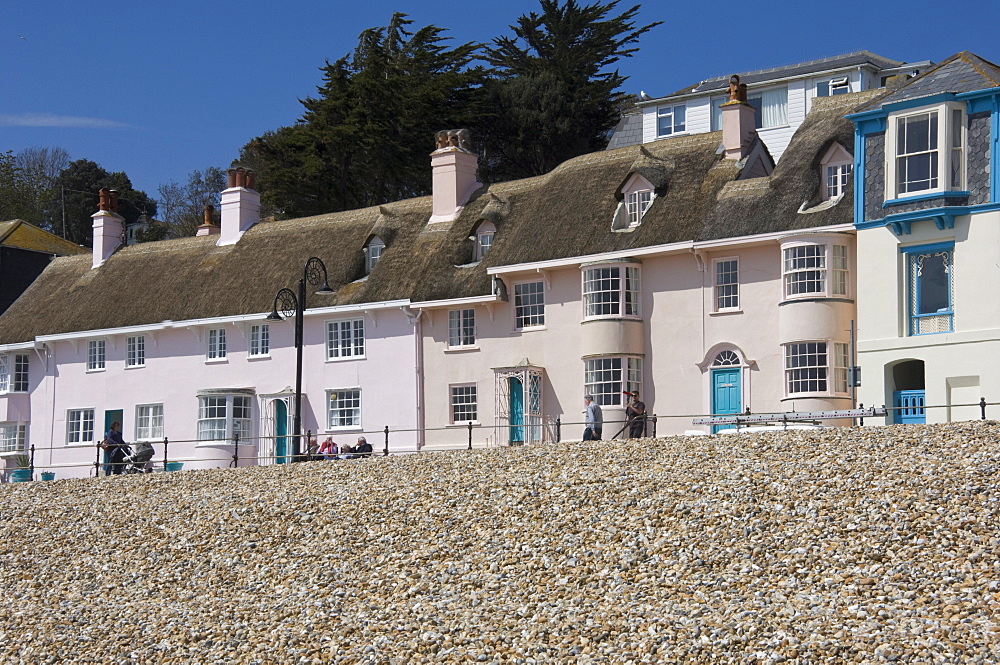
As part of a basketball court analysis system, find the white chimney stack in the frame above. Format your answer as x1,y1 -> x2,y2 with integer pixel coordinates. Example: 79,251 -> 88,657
218,167 -> 260,245
429,129 -> 480,224
720,75 -> 757,160
92,188 -> 123,268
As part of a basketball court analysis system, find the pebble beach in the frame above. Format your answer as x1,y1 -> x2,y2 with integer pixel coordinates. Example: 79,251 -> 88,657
2,421 -> 998,663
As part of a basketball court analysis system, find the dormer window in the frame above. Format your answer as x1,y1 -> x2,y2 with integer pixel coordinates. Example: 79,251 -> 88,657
656,104 -> 686,137
885,103 -> 965,200
613,174 -> 655,231
475,222 -> 495,261
365,237 -> 384,273
820,143 -> 854,201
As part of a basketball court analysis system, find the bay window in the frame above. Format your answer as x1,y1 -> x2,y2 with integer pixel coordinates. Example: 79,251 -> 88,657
784,342 -> 848,396
0,354 -> 29,393
582,264 -> 640,319
584,356 -> 642,406
906,243 -> 953,335
782,242 -> 849,299
197,394 -> 252,443
886,104 -> 965,199
0,423 -> 26,454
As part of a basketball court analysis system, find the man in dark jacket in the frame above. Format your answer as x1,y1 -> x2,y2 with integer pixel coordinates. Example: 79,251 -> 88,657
625,392 -> 646,439
355,436 -> 373,458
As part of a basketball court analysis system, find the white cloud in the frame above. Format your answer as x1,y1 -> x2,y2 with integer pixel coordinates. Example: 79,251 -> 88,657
0,113 -> 132,129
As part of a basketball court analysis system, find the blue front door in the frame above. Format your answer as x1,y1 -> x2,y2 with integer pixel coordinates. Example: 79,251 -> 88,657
712,368 -> 741,433
893,390 -> 926,424
275,400 -> 289,464
509,377 -> 524,444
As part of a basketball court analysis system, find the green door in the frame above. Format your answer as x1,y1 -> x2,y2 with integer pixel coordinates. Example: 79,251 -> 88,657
509,377 -> 524,444
275,400 -> 289,464
711,368 -> 741,433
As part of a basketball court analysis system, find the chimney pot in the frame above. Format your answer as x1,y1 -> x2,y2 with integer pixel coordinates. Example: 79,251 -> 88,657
245,170 -> 256,190
227,168 -> 237,188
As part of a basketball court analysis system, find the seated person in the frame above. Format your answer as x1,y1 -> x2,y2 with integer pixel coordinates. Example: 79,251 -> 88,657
318,436 -> 339,459
355,436 -> 373,458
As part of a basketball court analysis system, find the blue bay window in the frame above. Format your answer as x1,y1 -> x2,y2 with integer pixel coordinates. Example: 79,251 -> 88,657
904,242 -> 953,335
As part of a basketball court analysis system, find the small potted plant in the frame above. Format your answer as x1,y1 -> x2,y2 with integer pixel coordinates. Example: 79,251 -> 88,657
10,454 -> 32,482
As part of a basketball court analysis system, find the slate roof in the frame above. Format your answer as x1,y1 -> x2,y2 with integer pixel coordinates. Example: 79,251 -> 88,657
0,92 -> 875,345
855,51 -> 1000,111
667,51 -> 903,98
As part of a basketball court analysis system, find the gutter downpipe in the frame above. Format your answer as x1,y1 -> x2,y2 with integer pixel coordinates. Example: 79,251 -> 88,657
402,306 -> 425,450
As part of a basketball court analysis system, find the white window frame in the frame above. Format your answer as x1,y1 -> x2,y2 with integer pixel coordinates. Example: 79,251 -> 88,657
513,280 -> 545,330
366,237 -> 384,273
475,222 -> 495,261
448,309 -> 476,348
582,263 -> 640,320
0,422 -> 26,454
197,394 -> 252,443
67,408 -> 96,445
816,76 -> 850,97
885,103 -> 965,200
135,403 -> 164,441
326,318 -> 365,360
327,389 -> 361,430
784,341 -> 848,397
656,104 -> 686,137
249,324 -> 270,358
206,328 -> 227,361
713,257 -> 740,311
820,143 -> 854,201
87,339 -> 106,372
0,354 -> 29,394
126,335 -> 145,368
614,173 -> 655,230
584,356 -> 642,407
450,384 -> 478,424
748,86 -> 789,129
782,242 -> 850,300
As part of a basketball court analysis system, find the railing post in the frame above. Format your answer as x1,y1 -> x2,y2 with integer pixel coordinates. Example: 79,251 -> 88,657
29,443 -> 35,479
556,417 -> 561,443
232,432 -> 240,467
163,436 -> 169,469
651,414 -> 657,438
468,421 -> 473,450
95,440 -> 102,478
384,425 -> 390,456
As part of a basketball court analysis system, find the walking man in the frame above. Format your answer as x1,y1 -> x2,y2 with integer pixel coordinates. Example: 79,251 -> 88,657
583,395 -> 603,441
625,391 -> 646,439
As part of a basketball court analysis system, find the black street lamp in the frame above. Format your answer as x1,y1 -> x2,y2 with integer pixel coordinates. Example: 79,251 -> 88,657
267,257 -> 334,459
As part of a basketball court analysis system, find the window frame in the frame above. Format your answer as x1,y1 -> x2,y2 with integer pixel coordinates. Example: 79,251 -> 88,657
656,104 -> 686,137
448,308 -> 477,349
885,103 -> 965,200
0,422 -> 26,454
206,328 -> 227,361
87,339 -> 106,372
366,237 -> 384,273
126,335 -> 145,368
67,408 -> 96,445
781,241 -> 850,300
326,389 -> 362,430
747,86 -> 789,130
713,257 -> 740,312
584,356 -> 642,407
450,383 -> 478,425
784,341 -> 849,397
513,280 -> 546,330
4,354 -> 29,393
197,394 -> 252,444
582,263 -> 641,320
904,242 -> 954,336
816,76 -> 850,98
326,318 -> 366,360
135,403 -> 164,441
614,173 -> 655,230
475,222 -> 495,262
249,324 -> 270,358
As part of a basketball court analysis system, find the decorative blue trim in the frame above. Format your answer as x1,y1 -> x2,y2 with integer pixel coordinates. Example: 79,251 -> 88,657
882,191 -> 969,208
993,96 -> 1000,204
854,129 -> 865,227
898,241 -> 955,254
857,201 -> 1000,231
955,85 -> 1000,103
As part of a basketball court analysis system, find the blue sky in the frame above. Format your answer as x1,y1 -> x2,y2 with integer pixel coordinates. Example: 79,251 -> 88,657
3,0 -> 998,202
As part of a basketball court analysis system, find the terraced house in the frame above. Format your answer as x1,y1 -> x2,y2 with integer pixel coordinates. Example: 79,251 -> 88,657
849,52 -> 1000,424
10,51 -> 995,479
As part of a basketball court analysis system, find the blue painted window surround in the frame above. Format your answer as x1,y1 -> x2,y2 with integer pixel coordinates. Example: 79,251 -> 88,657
902,242 -> 954,335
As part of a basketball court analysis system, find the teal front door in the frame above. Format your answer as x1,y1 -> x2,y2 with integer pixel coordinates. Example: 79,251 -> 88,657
509,377 -> 524,444
711,368 -> 741,433
274,400 -> 289,464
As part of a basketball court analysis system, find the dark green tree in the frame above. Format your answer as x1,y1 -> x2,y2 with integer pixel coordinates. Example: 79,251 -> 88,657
47,159 -> 157,246
240,13 -> 489,218
479,0 -> 660,181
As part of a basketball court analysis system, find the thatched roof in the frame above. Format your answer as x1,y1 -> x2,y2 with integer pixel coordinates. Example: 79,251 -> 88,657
0,219 -> 86,256
0,94 -> 873,345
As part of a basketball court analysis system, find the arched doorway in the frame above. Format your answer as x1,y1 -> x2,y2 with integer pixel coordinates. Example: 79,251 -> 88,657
711,350 -> 742,433
890,359 -> 925,424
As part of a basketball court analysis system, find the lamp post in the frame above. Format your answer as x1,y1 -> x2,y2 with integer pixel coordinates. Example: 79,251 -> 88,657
267,257 -> 334,460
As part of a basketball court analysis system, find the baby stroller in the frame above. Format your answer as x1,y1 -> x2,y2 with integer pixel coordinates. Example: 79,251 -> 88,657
122,442 -> 155,474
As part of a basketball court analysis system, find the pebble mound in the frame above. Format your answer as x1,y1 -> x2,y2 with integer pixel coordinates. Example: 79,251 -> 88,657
2,421 -> 999,663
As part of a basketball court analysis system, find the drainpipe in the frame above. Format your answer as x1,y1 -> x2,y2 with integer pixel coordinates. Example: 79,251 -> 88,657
401,306 -> 425,450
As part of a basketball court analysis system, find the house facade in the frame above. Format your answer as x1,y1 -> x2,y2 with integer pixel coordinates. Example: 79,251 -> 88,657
849,52 -> 1000,424
0,66 -> 899,479
609,51 -> 928,162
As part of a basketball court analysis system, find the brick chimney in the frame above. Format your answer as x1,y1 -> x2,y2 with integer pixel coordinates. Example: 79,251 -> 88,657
430,129 -> 480,224
218,167 -> 260,245
196,204 -> 220,236
92,188 -> 123,268
720,75 -> 757,160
